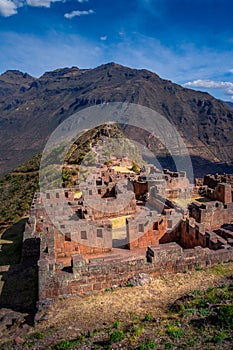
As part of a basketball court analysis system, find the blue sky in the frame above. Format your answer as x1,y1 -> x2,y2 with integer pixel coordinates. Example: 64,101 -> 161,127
0,0 -> 233,101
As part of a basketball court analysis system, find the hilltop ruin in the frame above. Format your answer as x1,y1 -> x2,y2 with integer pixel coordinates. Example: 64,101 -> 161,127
22,158 -> 233,303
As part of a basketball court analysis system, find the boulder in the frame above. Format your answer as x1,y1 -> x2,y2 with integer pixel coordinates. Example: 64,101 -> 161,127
127,273 -> 152,287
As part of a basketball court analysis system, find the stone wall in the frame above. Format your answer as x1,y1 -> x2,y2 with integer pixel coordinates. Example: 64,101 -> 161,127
37,242 -> 233,301
189,201 -> 233,230
163,169 -> 189,190
45,223 -> 112,265
159,218 -> 228,250
215,183 -> 232,204
204,174 -> 233,189
133,180 -> 148,199
127,215 -> 167,249
89,197 -> 136,220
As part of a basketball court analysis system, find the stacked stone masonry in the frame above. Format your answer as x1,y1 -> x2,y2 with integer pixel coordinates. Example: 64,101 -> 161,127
22,163 -> 233,303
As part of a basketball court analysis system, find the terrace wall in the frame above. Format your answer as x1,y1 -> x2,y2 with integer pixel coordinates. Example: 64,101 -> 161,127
37,242 -> 233,301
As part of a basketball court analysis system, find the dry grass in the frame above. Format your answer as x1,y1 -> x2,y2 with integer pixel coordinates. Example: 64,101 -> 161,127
0,238 -> 13,245
172,195 -> 212,208
110,215 -> 130,240
110,216 -> 131,229
112,166 -> 134,173
38,262 -> 233,333
1,261 -> 232,349
171,197 -> 190,208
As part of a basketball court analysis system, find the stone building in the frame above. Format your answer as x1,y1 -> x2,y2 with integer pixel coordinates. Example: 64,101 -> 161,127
22,164 -> 233,304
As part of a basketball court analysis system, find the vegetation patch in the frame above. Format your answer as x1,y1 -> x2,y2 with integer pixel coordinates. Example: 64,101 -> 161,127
0,218 -> 26,265
54,336 -> 84,349
0,155 -> 40,232
2,263 -> 233,349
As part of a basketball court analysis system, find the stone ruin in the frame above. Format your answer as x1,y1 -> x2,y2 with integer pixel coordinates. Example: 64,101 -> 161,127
21,161 -> 233,303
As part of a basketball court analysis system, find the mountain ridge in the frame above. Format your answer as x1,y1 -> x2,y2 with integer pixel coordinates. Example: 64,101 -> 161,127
0,62 -> 233,176
225,101 -> 233,109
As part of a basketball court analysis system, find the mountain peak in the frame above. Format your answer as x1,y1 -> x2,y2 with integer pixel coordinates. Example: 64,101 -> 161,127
0,70 -> 35,84
97,62 -> 135,71
40,66 -> 82,79
0,63 -> 233,177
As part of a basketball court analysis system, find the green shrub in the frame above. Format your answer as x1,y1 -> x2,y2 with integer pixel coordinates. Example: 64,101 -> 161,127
28,331 -> 44,340
212,334 -> 224,343
184,308 -> 198,316
113,321 -> 121,329
139,339 -> 157,349
130,324 -> 144,339
110,329 -> 124,344
144,314 -> 152,321
131,163 -> 139,173
87,330 -> 96,338
166,325 -> 184,339
126,281 -> 133,287
55,336 -> 84,349
215,305 -> 233,328
164,342 -> 175,349
192,289 -> 202,296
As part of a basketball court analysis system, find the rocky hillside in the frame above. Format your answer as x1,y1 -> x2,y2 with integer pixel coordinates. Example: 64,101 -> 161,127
0,123 -> 131,231
226,101 -> 233,109
0,63 -> 233,177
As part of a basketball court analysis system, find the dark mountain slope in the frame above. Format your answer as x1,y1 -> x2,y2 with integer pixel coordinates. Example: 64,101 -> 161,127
225,101 -> 233,109
0,62 -> 233,176
0,70 -> 35,97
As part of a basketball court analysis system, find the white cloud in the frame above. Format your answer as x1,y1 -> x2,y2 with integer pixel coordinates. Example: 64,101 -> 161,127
100,35 -> 107,41
26,0 -> 62,8
0,0 -> 18,17
229,69 -> 233,74
184,79 -> 233,100
0,0 -> 66,16
64,9 -> 94,19
0,0 -> 92,18
184,80 -> 233,89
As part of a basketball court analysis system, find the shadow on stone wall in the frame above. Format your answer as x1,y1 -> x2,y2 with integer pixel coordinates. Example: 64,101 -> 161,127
0,219 -> 40,322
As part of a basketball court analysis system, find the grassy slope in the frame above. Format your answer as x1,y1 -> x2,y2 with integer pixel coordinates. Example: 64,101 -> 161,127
2,262 -> 232,349
0,122 -> 140,234
0,154 -> 40,234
